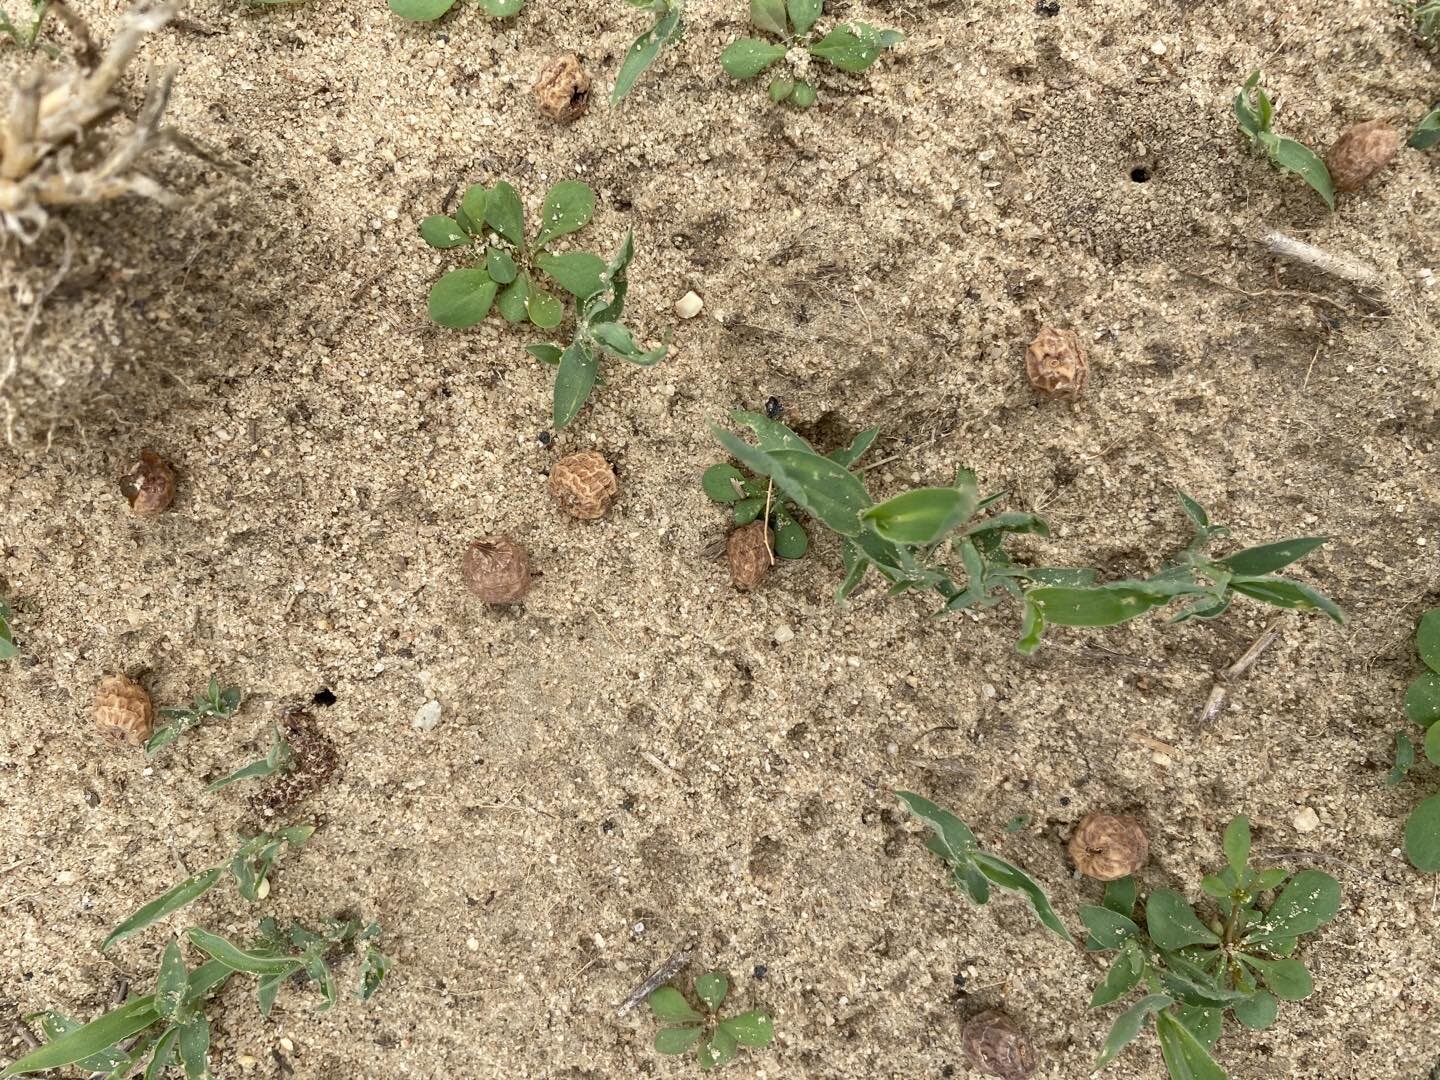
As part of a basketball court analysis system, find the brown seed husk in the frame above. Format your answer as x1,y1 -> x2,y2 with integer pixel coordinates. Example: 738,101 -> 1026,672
1325,120 -> 1400,193
93,674 -> 153,748
1025,326 -> 1088,398
119,449 -> 176,516
532,53 -> 592,124
463,537 -> 532,604
962,1010 -> 1038,1079
549,450 -> 619,520
727,521 -> 772,591
1068,813 -> 1149,880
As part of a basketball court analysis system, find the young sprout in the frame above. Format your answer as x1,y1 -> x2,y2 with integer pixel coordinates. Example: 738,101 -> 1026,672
1396,608 -> 1440,871
647,970 -> 774,1068
149,677 -> 243,756
1233,71 -> 1335,209
613,0 -> 685,103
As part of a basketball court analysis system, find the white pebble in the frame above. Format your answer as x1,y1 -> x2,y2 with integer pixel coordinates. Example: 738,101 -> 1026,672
413,700 -> 442,731
1150,40 -> 1167,54
1293,806 -> 1320,833
675,291 -> 704,319
773,623 -> 795,644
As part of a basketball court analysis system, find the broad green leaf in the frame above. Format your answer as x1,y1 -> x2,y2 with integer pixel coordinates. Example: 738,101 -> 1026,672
613,6 -> 683,103
1254,867 -> 1289,891
534,181 -> 595,250
28,1014 -> 127,1073
1094,994 -> 1171,1070
828,427 -> 880,468
176,1016 -> 209,1080
720,1009 -> 775,1047
733,496 -> 764,524
808,22 -> 902,72
1155,1010 -> 1227,1080
695,971 -> 729,1012
591,321 -> 641,359
186,929 -> 302,976
459,185 -> 488,231
1228,577 -> 1345,623
1419,609 -> 1440,672
1244,870 -> 1340,943
721,38 -> 787,80
787,0 -> 821,34
774,520 -> 808,559
1404,792 -> 1440,872
535,251 -> 607,299
387,0 -> 456,20
1233,988 -> 1279,1030
553,341 -> 598,429
1090,946 -> 1144,1006
1405,673 -> 1440,728
1102,876 -> 1139,919
476,0 -> 522,14
1079,905 -> 1139,950
768,75 -> 796,103
484,181 -> 525,247
1410,107 -> 1440,150
419,215 -> 467,249
1157,968 -> 1242,1009
496,275 -> 530,324
894,791 -> 978,861
1224,815 -> 1251,877
1240,954 -> 1313,1000
750,0 -> 786,35
654,1026 -> 703,1054
648,987 -> 702,1023
104,867 -> 225,951
1263,133 -> 1336,210
527,343 -> 563,365
1173,1004 -> 1222,1047
698,1025 -> 738,1070
791,80 -> 817,107
1219,537 -> 1326,576
714,429 -> 870,536
703,463 -> 747,503
485,246 -> 518,284
525,286 -> 564,330
428,270 -> 496,328
1427,721 -> 1440,767
1146,890 -> 1220,950
971,851 -> 1073,941
730,411 -> 815,453
860,486 -> 977,546
155,940 -> 188,1021
1027,585 -> 1170,627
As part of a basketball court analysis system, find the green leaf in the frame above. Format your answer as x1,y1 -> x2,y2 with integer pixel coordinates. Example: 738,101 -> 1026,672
703,463 -> 747,503
648,986 -> 703,1023
591,321 -> 651,362
1423,721 -> 1440,770
1233,988 -> 1279,1030
971,852 -> 1073,941
1146,890 -> 1220,950
535,251 -> 607,299
1156,969 -> 1242,1009
654,1026 -> 703,1055
1079,905 -> 1139,950
476,0 -> 522,15
459,184 -> 488,231
720,1009 -> 775,1047
1173,1003 -> 1222,1047
1404,792 -> 1440,872
1263,134 -> 1336,210
1228,576 -> 1345,623
1155,1010 -> 1227,1080
186,929 -> 302,976
428,269 -> 497,328
774,520 -> 808,559
1,1000 -> 158,1077
695,971 -> 729,1012
860,486 -> 977,546
256,973 -> 287,1017
1409,107 -> 1440,150
1224,815 -> 1251,877
1177,491 -> 1209,528
484,181 -> 525,247
613,6 -> 683,103
1418,609 -> 1440,672
533,181 -> 595,250
1026,585 -> 1170,627
721,38 -> 787,80
768,75 -> 796,102
714,428 -> 871,535
1090,946 -> 1144,1006
1405,673 -> 1440,728
698,1026 -> 738,1070
1244,870 -> 1340,943
1219,537 -> 1327,575
808,22 -> 903,72
28,1015 -> 128,1074
496,275 -> 530,324
527,343 -> 563,365
104,867 -> 225,951
526,285 -> 564,330
1094,994 -> 1172,1070
733,496 -> 764,524
176,1016 -> 210,1080
144,1029 -> 178,1080
97,1034 -> 156,1080
894,791 -> 978,861
359,946 -> 392,1001
1240,955 -> 1313,1000
1102,875 -> 1139,918
829,427 -> 880,468
791,80 -> 817,107
387,0 -> 456,20
553,341 -> 598,429
155,940 -> 188,1021
419,215 -> 468,249
485,247 -> 518,284
750,0 -> 786,35
787,0 -> 821,34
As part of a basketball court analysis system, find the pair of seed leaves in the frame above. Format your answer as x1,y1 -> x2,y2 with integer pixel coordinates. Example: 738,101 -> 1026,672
721,0 -> 902,107
648,972 -> 774,1069
1089,817 -> 1340,1079
1234,71 -> 1335,209
423,180 -> 601,332
1393,609 -> 1440,871
388,0 -> 520,22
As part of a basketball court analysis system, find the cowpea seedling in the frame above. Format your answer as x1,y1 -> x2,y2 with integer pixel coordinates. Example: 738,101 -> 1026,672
2,919 -> 390,1078
148,677 -> 243,756
388,0 -> 522,22
613,0 -> 685,103
648,971 -> 774,1069
423,180 -> 601,333
720,0 -> 902,107
896,791 -> 1072,941
0,598 -> 16,660
1395,608 -> 1440,871
209,724 -> 294,791
1234,71 -> 1335,209
1086,816 -> 1340,1080
527,230 -> 668,429
102,827 -> 314,951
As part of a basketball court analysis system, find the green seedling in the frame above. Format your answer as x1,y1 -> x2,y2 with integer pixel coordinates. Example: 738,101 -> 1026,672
209,724 -> 294,792
1395,608 -> 1440,871
720,0 -> 902,107
1397,0 -> 1440,39
0,1 -> 50,50
897,791 -> 1072,941
614,0 -> 684,103
0,599 -> 17,660
527,230 -> 668,429
2,919 -> 390,1078
148,677 -> 242,756
1411,104 -> 1440,149
388,0 -> 521,22
1234,71 -> 1335,209
103,827 -> 314,951
423,179 -> 600,333
648,971 -> 774,1069
1086,816 -> 1340,1079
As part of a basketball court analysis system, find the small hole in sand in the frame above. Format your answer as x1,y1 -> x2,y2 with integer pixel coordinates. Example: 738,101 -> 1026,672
1130,165 -> 1152,183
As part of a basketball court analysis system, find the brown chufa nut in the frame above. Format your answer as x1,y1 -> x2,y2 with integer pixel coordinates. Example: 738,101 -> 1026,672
962,1011 -> 1038,1080
1325,120 -> 1400,193
1025,326 -> 1088,398
463,537 -> 532,605
533,53 -> 591,124
93,675 -> 154,748
120,449 -> 176,516
1069,813 -> 1149,881
727,521 -> 772,591
549,451 -> 619,520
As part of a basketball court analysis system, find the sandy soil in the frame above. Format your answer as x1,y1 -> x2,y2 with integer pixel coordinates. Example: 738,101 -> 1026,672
1,0 -> 1438,1077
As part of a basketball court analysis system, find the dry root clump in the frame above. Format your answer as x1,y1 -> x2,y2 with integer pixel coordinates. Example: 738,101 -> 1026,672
1069,813 -> 1149,880
961,1011 -> 1038,1079
119,448 -> 176,515
0,1 -> 204,244
463,537 -> 532,604
532,53 -> 591,124
1025,326 -> 1088,398
93,674 -> 153,747
1325,120 -> 1400,193
727,521 -> 772,591
249,710 -> 338,818
549,450 -> 619,520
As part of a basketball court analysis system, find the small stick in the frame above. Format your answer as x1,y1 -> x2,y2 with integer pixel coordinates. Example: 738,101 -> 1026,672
1260,229 -> 1384,289
1197,619 -> 1282,725
762,480 -> 775,564
616,944 -> 692,1016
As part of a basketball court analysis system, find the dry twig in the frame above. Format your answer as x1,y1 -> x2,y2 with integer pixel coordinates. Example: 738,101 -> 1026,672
1259,229 -> 1385,290
1197,619 -> 1283,725
615,944 -> 693,1016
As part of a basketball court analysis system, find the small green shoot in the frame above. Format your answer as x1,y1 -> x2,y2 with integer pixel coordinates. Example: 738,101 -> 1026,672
721,0 -> 902,107
0,599 -> 17,661
1234,71 -> 1335,209
103,827 -> 314,951
614,0 -> 685,103
388,0 -> 522,22
1397,608 -> 1440,871
148,677 -> 242,756
1086,816 -> 1340,1079
0,1 -> 50,50
896,791 -> 1072,941
209,724 -> 294,791
1397,0 -> 1440,40
1410,104 -> 1440,149
647,971 -> 774,1069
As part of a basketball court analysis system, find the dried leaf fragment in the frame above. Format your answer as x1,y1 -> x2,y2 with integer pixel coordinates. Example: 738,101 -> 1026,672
120,449 -> 176,515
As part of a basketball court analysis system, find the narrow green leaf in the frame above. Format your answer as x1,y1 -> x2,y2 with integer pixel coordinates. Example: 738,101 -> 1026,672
654,1026 -> 703,1054
971,851 -> 1073,941
104,868 -> 225,951
535,251 -> 606,299
1264,134 -> 1336,210
1102,876 -> 1139,918
144,1029 -> 178,1080
1155,1010 -> 1227,1080
155,940 -> 188,1021
1146,890 -> 1221,950
829,427 -> 880,468
768,75 -> 796,102
186,929 -> 303,976
533,181 -> 595,250
553,341 -> 598,429
527,343 -> 563,366
695,971 -> 729,1012
1404,791 -> 1440,872
613,6 -> 683,102
1026,585 -> 1169,627
721,38 -> 787,80
427,270 -> 496,328
27,1014 -> 127,1073
1224,816 -> 1251,877
720,1009 -> 775,1047
1220,537 -> 1327,575
1177,491 -> 1209,528
894,791 -> 979,862
419,215 -> 467,249
648,986 -> 702,1023
860,486 -> 977,546
1228,576 -> 1345,623
0,999 -> 159,1077
359,947 -> 392,1001
484,181 -> 524,247
176,1016 -> 210,1080
1094,994 -> 1171,1070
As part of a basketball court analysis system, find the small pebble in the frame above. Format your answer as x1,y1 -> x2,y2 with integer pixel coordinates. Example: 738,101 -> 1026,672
413,700 -> 442,731
773,623 -> 795,644
675,291 -> 704,319
467,936 -> 480,952
1293,807 -> 1320,833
